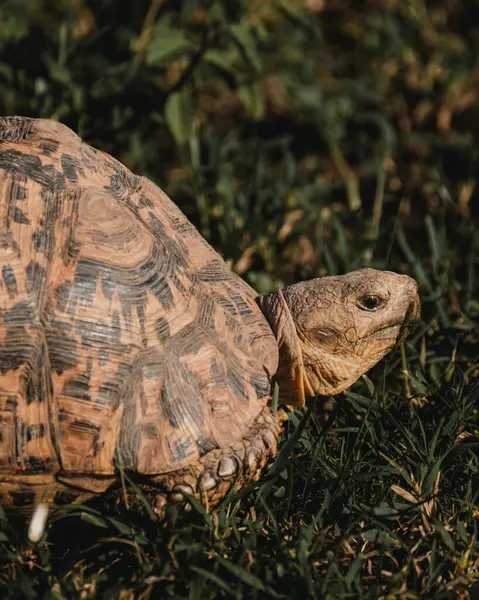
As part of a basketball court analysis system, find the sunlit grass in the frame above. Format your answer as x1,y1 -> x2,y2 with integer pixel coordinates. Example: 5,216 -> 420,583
2,1 -> 479,597
0,218 -> 478,598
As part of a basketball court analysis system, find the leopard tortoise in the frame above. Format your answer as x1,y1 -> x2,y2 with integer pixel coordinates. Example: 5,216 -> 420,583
0,116 -> 420,515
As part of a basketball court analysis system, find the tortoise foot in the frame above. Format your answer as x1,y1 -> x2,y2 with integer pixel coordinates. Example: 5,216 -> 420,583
135,406 -> 284,516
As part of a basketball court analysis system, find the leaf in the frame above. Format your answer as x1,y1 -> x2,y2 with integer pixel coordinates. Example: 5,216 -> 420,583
80,512 -> 109,528
229,24 -> 262,73
218,558 -> 279,596
344,555 -> 363,588
203,49 -> 237,75
238,82 -> 265,120
373,504 -> 398,517
421,459 -> 442,497
146,26 -> 193,66
189,566 -> 233,594
165,86 -> 194,148
121,471 -> 159,523
434,520 -> 455,552
44,56 -> 71,86
107,517 -> 136,537
391,484 -> 417,504
362,528 -> 398,549
182,493 -> 214,531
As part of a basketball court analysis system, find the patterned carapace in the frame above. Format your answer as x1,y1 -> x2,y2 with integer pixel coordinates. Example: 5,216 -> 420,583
0,117 -> 420,514
0,117 -> 279,511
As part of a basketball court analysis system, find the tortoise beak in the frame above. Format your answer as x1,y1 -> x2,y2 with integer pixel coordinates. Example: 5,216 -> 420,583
398,295 -> 421,344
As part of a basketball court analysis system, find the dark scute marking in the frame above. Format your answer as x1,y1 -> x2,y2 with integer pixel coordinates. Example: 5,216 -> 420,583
25,377 -> 35,405
137,303 -> 146,341
4,301 -> 36,324
160,358 -> 205,431
93,441 -> 105,457
100,276 -> 114,300
0,149 -> 64,188
142,260 -> 174,308
98,348 -> 108,366
197,295 -> 216,329
9,490 -> 35,506
77,318 -> 131,356
229,291 -> 252,319
169,213 -> 198,238
13,207 -> 30,225
197,260 -> 229,283
147,211 -> 188,259
13,187 -> 26,200
40,140 -> 60,156
61,153 -> 84,182
156,317 -> 170,342
47,322 -> 79,375
160,388 -> 179,429
67,421 -> 100,454
73,260 -> 142,326
105,167 -> 141,201
141,348 -> 164,380
0,326 -> 32,373
169,322 -> 204,356
116,411 -> 142,471
27,424 -> 45,441
143,423 -> 157,438
54,281 -> 73,312
6,396 -> 17,409
2,265 -> 17,295
226,359 -> 249,404
196,435 -> 217,453
213,292 -> 239,317
26,457 -> 52,473
62,361 -> 92,402
0,117 -> 35,142
73,260 -> 98,307
53,490 -> 79,505
26,261 -> 47,295
167,436 -> 192,463
139,195 -> 153,208
69,419 -> 98,435
81,247 -> 181,320
9,174 -> 27,201
210,358 -> 223,381
97,362 -> 132,409
111,310 -> 121,340
111,312 -> 121,340
32,228 -> 47,252
250,371 -> 271,399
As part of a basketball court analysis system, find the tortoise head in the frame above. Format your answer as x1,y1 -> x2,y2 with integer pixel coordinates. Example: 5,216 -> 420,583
258,268 -> 420,406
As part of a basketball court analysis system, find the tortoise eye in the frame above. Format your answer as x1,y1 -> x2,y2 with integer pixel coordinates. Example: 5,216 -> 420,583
356,294 -> 383,311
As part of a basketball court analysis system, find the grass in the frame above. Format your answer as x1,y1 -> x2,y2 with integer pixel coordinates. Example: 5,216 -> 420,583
0,212 -> 478,599
1,2 -> 479,597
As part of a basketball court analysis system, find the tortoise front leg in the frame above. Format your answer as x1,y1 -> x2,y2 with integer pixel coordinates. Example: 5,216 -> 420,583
121,407 -> 284,516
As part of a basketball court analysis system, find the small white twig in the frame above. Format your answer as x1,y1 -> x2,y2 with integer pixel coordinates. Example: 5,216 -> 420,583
28,503 -> 49,543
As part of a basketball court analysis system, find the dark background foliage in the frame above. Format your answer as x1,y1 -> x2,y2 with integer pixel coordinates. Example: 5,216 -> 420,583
0,1 -> 478,598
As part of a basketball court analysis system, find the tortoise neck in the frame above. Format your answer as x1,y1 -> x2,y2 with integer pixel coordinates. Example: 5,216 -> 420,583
257,289 -> 311,407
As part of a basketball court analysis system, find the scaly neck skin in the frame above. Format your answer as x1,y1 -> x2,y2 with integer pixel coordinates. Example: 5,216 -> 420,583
258,270 -> 420,406
257,290 -> 311,406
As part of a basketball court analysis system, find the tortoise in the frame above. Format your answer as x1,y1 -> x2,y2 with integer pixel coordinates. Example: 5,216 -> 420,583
0,116 -> 420,515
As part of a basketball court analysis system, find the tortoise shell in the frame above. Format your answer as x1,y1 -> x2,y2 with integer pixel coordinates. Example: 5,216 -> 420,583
0,117 -> 278,510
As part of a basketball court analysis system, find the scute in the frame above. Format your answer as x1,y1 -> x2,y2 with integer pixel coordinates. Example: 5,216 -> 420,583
0,117 -> 278,506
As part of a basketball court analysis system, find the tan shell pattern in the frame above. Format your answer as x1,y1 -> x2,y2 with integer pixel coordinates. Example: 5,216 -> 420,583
0,116 -> 279,510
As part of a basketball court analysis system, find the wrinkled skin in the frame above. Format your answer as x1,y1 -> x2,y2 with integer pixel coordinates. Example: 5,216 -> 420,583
259,268 -> 420,406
